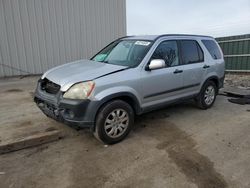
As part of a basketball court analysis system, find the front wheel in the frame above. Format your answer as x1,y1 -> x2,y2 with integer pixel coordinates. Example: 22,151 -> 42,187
195,81 -> 217,109
94,100 -> 134,144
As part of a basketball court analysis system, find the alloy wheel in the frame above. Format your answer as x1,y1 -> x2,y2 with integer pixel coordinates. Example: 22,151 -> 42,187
104,109 -> 129,138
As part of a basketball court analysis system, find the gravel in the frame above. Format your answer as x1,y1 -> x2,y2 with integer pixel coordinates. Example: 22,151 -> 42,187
224,73 -> 250,89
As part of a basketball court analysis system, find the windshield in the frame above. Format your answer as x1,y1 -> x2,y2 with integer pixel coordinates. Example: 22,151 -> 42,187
92,40 -> 152,67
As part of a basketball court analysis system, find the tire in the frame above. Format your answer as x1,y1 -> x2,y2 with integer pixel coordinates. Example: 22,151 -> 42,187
195,81 -> 217,109
94,100 -> 134,144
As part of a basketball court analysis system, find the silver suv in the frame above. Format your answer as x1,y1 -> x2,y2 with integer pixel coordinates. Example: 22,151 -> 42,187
34,34 -> 225,144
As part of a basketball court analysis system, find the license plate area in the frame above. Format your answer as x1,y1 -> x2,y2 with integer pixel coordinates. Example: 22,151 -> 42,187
44,103 -> 57,118
37,100 -> 59,119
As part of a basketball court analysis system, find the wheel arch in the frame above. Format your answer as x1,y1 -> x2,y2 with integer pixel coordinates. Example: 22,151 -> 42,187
91,92 -> 141,131
202,75 -> 219,93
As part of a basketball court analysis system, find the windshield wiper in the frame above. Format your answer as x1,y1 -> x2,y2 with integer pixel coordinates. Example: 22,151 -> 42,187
101,60 -> 109,64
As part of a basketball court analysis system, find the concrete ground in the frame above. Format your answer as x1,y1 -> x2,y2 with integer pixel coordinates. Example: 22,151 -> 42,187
0,76 -> 250,188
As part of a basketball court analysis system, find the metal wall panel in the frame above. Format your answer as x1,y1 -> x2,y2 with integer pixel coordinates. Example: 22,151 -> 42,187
0,0 -> 126,77
216,34 -> 250,71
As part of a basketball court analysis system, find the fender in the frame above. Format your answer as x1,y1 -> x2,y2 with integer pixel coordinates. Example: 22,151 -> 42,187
201,72 -> 220,87
199,75 -> 221,96
96,92 -> 142,115
202,75 -> 219,87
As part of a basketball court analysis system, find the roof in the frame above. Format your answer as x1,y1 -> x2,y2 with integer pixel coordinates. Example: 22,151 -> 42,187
123,34 -> 213,41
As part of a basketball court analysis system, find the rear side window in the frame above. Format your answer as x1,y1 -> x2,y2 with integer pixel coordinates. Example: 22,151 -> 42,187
180,40 -> 204,64
202,40 -> 222,59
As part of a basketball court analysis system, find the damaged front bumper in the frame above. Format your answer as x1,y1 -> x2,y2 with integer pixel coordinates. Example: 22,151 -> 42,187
34,80 -> 99,129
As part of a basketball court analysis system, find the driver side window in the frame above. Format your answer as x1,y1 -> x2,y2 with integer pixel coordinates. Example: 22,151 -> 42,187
151,41 -> 179,67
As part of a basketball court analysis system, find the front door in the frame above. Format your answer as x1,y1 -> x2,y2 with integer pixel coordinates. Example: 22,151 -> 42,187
141,40 -> 184,109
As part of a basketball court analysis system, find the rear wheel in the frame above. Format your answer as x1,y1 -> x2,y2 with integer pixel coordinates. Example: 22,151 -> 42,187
196,81 -> 217,109
94,100 -> 134,144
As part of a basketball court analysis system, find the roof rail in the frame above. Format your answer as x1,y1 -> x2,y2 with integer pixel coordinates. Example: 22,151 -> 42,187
154,34 -> 213,41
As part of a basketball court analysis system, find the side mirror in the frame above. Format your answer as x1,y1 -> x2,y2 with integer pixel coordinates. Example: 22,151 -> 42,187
146,59 -> 165,71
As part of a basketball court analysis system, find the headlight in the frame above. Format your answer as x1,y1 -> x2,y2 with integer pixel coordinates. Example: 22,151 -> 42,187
63,81 -> 95,99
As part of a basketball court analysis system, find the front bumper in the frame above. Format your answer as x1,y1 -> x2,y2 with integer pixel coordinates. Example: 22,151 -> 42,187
34,81 -> 99,128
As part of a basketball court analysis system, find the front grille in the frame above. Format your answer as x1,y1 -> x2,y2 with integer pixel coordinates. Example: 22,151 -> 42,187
40,78 -> 60,94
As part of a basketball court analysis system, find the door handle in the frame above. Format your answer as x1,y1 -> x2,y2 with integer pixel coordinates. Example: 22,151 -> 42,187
203,65 -> 210,69
173,69 -> 183,74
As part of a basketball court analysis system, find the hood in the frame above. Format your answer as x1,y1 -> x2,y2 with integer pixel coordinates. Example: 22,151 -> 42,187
41,59 -> 127,91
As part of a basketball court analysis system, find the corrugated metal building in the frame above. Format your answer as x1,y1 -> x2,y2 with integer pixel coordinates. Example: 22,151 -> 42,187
216,34 -> 250,72
0,0 -> 126,77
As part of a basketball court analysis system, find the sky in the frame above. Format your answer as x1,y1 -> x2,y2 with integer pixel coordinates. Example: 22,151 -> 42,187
126,0 -> 250,37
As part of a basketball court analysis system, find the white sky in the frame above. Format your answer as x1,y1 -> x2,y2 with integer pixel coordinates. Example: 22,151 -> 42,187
126,0 -> 250,37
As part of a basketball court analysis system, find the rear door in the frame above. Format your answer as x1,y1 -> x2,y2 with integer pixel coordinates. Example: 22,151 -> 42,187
179,40 -> 206,96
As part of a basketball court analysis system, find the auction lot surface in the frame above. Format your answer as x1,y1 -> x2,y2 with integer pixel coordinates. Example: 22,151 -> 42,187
0,76 -> 250,188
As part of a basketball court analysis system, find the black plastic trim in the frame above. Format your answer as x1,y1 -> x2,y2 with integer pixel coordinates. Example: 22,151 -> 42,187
34,84 -> 100,128
203,75 -> 224,91
144,83 -> 200,99
97,92 -> 142,115
219,75 -> 225,88
142,94 -> 197,113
